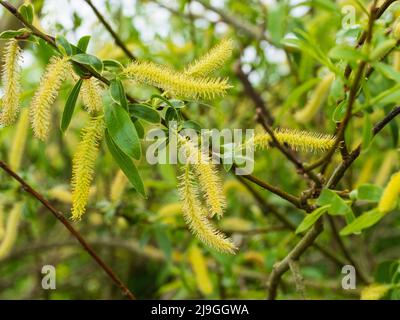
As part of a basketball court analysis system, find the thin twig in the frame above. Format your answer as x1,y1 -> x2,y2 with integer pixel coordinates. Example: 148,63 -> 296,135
0,160 -> 136,300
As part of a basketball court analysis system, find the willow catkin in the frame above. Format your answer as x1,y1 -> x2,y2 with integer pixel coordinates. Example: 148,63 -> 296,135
30,56 -> 70,140
179,164 -> 236,254
0,203 -> 4,241
0,39 -> 21,126
81,78 -> 103,114
185,38 -> 234,77
71,116 -> 105,220
294,73 -> 334,123
8,108 -> 29,171
188,244 -> 213,295
360,284 -> 390,300
378,171 -> 400,214
248,128 -> 335,153
110,169 -> 128,204
0,203 -> 23,260
123,61 -> 231,100
179,136 -> 226,217
374,151 -> 397,186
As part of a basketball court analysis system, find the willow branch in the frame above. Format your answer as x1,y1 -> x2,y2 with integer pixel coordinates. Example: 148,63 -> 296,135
0,160 -> 136,300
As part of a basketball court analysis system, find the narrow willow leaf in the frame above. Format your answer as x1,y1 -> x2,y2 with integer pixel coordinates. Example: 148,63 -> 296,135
55,35 -> 72,56
105,130 -> 146,197
296,205 -> 329,234
71,53 -> 103,73
61,79 -> 83,132
18,4 -> 34,24
104,103 -> 141,160
110,79 -> 127,110
317,189 -> 352,216
77,35 -> 91,53
103,59 -> 123,70
128,104 -> 160,123
340,209 -> 385,236
0,29 -> 28,39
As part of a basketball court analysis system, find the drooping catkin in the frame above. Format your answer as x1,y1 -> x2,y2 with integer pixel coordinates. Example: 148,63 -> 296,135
0,39 -> 21,126
378,171 -> 400,213
247,128 -> 335,153
110,170 -> 128,204
179,136 -> 226,217
0,203 -> 23,260
360,284 -> 390,300
81,78 -> 103,114
71,116 -> 105,220
188,244 -> 213,295
8,108 -> 29,171
30,56 -> 70,140
179,164 -> 236,254
185,38 -> 234,77
294,73 -> 334,123
123,61 -> 231,100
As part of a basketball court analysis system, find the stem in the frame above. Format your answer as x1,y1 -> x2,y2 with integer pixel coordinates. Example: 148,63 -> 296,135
0,160 -> 136,300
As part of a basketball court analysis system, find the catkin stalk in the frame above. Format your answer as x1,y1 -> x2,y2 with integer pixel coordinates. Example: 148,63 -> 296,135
0,39 -> 21,126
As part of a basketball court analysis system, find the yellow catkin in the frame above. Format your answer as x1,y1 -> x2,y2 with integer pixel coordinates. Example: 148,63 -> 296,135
81,78 -> 103,114
180,137 -> 226,217
71,116 -> 105,220
123,61 -> 231,100
0,39 -> 21,126
393,51 -> 400,72
375,151 -> 397,186
185,38 -> 234,77
354,157 -> 374,188
378,171 -> 400,213
0,203 -> 23,260
30,56 -> 70,140
8,108 -> 29,171
179,164 -> 236,254
249,128 -> 335,153
360,284 -> 390,300
188,244 -> 213,295
110,170 -> 128,204
294,73 -> 334,123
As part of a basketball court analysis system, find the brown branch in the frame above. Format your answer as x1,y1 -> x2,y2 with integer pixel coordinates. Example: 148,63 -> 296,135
0,160 -> 136,300
83,0 -> 136,60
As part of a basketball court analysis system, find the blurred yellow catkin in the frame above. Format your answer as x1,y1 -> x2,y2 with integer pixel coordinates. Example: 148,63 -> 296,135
0,39 -> 21,126
294,72 -> 334,123
360,284 -> 390,300
30,56 -> 70,140
71,116 -> 104,220
110,170 -> 128,204
8,108 -> 29,171
188,245 -> 213,295
0,203 -> 4,240
378,171 -> 400,213
374,151 -> 397,186
185,38 -> 234,77
354,157 -> 375,188
0,203 -> 23,260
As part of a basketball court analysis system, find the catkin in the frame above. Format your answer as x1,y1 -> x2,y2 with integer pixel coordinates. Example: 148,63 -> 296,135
188,245 -> 213,295
81,78 -> 103,114
185,38 -> 234,77
30,56 -> 70,140
8,108 -> 29,171
0,39 -> 21,126
0,203 -> 23,260
179,164 -> 236,254
248,128 -> 335,153
123,61 -> 231,100
294,73 -> 334,123
110,170 -> 128,204
378,171 -> 400,213
71,116 -> 105,220
179,136 -> 226,217
0,203 -> 4,241
360,284 -> 390,300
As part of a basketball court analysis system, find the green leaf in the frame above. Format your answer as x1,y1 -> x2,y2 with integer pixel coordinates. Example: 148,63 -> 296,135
154,226 -> 172,261
356,184 -> 383,202
105,103 -> 141,160
182,120 -> 202,133
133,120 -> 145,139
103,59 -> 123,70
0,29 -> 28,40
110,79 -> 127,110
329,45 -> 365,62
18,4 -> 34,24
105,130 -> 146,197
340,209 -> 385,236
71,53 -> 103,73
296,205 -> 330,234
55,35 -> 72,56
61,79 -> 83,132
317,189 -> 352,216
370,39 -> 397,61
373,62 -> 400,83
128,104 -> 160,123
362,113 -> 373,150
77,35 -> 91,52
